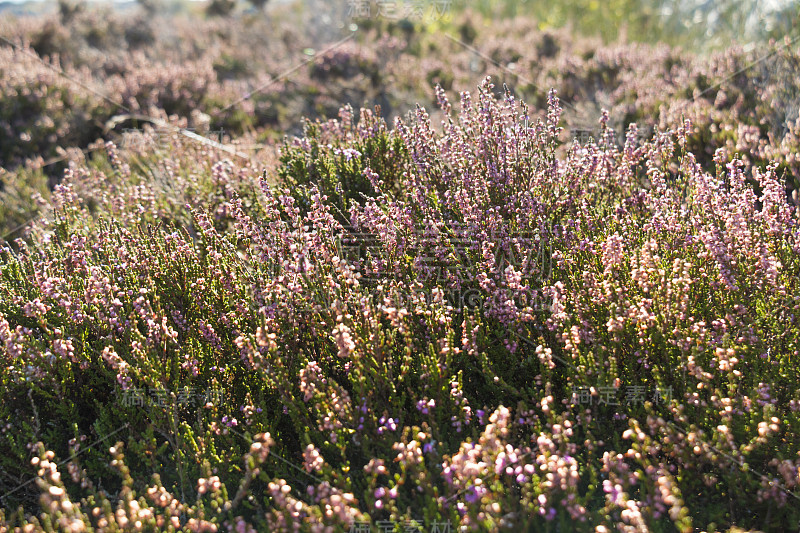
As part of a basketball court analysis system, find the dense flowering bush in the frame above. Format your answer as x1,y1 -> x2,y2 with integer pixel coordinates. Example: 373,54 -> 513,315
0,43 -> 113,169
2,7 -> 799,196
1,76 -> 799,531
278,104 -> 409,217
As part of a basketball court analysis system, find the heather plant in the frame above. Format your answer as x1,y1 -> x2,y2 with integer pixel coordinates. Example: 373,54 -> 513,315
2,78 -> 799,532
277,104 -> 410,220
0,164 -> 50,245
0,44 -> 112,169
2,5 -> 799,201
0,6 -> 799,533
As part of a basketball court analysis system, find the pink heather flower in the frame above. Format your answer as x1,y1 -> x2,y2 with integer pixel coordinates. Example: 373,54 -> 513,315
601,233 -> 625,272
0,314 -> 25,359
332,323 -> 355,358
377,416 -> 397,435
197,476 -> 222,495
299,361 -> 323,402
535,344 -> 556,370
303,444 -> 324,473
53,338 -> 77,363
234,517 -> 254,533
603,479 -> 625,506
416,398 -> 436,414
101,346 -> 132,390
334,148 -> 361,161
464,484 -> 486,503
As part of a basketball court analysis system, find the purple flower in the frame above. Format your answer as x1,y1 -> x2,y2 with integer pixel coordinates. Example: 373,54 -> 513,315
419,399 -> 436,415
464,484 -> 485,504
377,416 -> 397,434
334,148 -> 361,161
423,440 -> 436,454
416,399 -> 428,414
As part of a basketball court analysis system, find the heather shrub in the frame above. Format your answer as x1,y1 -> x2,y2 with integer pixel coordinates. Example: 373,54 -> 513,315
1,6 -> 800,532
0,45 -> 111,169
277,105 -> 409,219
2,5 -> 799,201
310,45 -> 380,83
2,78 -> 799,532
0,164 -> 50,245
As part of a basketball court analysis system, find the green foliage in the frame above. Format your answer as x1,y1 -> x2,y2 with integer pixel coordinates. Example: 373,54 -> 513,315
0,166 -> 49,245
447,0 -> 796,50
277,106 -> 410,221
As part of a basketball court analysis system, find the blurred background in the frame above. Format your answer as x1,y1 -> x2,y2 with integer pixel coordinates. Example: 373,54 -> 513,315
1,0 -> 797,49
